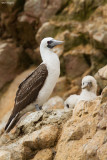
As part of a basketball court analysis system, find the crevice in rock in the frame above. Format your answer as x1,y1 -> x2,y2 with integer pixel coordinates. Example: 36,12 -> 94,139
83,54 -> 91,67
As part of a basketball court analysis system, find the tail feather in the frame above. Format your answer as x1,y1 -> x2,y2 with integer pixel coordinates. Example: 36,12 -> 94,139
5,113 -> 20,133
5,113 -> 14,131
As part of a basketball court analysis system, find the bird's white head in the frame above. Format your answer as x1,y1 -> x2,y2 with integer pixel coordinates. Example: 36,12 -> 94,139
81,75 -> 97,93
40,37 -> 63,49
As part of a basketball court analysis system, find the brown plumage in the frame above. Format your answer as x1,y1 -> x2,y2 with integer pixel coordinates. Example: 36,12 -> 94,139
5,64 -> 48,132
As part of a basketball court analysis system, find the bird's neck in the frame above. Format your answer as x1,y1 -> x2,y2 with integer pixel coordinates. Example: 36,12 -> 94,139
81,89 -> 96,95
40,46 -> 58,63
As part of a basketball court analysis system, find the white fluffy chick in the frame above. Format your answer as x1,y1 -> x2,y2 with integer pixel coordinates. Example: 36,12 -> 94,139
64,75 -> 97,110
77,75 -> 97,103
64,94 -> 79,110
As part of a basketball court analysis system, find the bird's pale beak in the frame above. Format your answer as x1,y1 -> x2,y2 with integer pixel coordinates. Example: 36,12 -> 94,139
48,40 -> 64,48
82,82 -> 92,89
53,40 -> 64,46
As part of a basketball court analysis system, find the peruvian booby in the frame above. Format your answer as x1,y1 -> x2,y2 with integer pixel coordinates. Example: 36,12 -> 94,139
5,37 -> 63,133
78,75 -> 97,103
64,94 -> 79,110
64,75 -> 97,109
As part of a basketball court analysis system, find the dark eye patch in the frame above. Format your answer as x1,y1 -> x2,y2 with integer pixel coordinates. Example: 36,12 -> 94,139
47,40 -> 54,48
47,40 -> 52,45
89,81 -> 92,85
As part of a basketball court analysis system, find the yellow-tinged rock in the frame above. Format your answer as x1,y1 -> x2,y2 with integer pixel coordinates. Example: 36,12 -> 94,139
32,149 -> 52,160
0,150 -> 12,160
97,143 -> 107,160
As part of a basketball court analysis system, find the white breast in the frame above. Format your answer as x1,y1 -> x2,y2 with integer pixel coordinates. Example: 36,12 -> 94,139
36,54 -> 60,106
78,90 -> 97,103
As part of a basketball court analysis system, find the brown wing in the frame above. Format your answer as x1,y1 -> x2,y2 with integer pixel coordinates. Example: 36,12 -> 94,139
5,64 -> 48,132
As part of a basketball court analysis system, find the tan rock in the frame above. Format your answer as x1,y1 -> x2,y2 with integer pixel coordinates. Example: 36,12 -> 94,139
21,125 -> 58,149
93,32 -> 107,45
25,48 -> 41,64
64,44 -> 96,56
17,111 -> 43,134
101,86 -> 107,103
1,125 -> 58,160
83,130 -> 105,159
54,97 -> 106,160
55,118 -> 95,159
97,143 -> 107,160
97,99 -> 107,131
36,22 -> 57,43
95,65 -> 107,89
32,149 -> 52,160
97,118 -> 107,130
15,109 -> 72,136
52,77 -> 68,98
71,0 -> 105,20
0,150 -> 12,160
98,65 -> 107,80
22,0 -> 66,24
45,109 -> 72,124
64,53 -> 89,80
0,98 -> 107,160
0,40 -> 23,89
1,138 -> 34,160
73,98 -> 101,118
67,126 -> 84,141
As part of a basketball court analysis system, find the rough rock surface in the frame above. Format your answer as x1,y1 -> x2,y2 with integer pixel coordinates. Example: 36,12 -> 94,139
19,0 -> 67,24
95,65 -> 107,89
0,86 -> 107,160
55,95 -> 107,160
0,150 -> 11,160
32,149 -> 53,160
0,40 -> 22,89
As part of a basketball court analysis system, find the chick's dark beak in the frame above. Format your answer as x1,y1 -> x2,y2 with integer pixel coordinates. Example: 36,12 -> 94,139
82,82 -> 92,89
88,82 -> 92,88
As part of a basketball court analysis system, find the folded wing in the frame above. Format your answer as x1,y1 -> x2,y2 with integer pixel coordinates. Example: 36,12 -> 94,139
5,64 -> 48,132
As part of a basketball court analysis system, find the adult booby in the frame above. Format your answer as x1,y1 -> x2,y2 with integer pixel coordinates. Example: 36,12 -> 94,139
5,37 -> 63,133
64,75 -> 97,109
78,75 -> 97,103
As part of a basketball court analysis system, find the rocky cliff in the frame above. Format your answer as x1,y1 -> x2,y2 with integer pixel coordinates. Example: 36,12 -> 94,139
0,83 -> 107,160
0,0 -> 107,160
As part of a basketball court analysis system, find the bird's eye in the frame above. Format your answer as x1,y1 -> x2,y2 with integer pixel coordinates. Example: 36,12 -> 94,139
66,104 -> 69,108
83,82 -> 84,85
47,40 -> 52,45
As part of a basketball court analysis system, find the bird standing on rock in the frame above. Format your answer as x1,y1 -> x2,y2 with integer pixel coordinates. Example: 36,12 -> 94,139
5,37 -> 63,133
64,75 -> 97,109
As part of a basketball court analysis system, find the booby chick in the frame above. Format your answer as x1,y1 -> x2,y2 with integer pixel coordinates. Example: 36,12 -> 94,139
64,75 -> 97,109
5,37 -> 63,133
77,75 -> 97,103
64,94 -> 79,110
